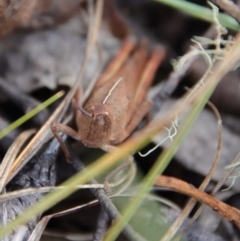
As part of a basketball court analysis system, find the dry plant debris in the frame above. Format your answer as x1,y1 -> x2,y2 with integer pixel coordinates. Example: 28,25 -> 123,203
155,175 -> 240,229
1,0 -> 240,241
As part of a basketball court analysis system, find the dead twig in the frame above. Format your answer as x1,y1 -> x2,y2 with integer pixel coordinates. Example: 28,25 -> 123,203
92,209 -> 109,241
155,175 -> 240,229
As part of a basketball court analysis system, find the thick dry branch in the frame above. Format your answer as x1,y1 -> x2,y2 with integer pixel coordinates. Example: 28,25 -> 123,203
155,175 -> 240,229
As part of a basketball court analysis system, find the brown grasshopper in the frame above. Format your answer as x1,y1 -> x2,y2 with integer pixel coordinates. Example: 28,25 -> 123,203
51,38 -> 165,187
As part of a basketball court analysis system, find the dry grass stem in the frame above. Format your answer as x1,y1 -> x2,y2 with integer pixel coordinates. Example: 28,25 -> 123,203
0,129 -> 36,191
28,200 -> 100,241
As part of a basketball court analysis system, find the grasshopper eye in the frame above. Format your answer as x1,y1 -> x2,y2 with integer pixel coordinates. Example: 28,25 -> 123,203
96,115 -> 105,126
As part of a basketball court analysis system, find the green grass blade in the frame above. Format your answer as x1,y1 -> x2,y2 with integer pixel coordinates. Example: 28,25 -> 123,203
103,86 -> 217,241
1,32 -> 239,238
154,0 -> 240,31
0,91 -> 64,139
0,82 -> 227,239
0,147 -> 136,238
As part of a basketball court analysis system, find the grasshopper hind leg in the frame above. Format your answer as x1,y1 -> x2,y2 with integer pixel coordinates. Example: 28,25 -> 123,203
125,100 -> 152,135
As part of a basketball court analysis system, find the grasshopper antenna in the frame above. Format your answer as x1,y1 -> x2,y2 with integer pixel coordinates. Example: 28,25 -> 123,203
72,99 -> 93,118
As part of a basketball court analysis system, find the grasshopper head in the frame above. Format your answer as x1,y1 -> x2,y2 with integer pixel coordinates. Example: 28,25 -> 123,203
78,103 -> 112,148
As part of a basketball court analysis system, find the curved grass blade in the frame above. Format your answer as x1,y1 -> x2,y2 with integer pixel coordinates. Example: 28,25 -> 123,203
154,0 -> 240,31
